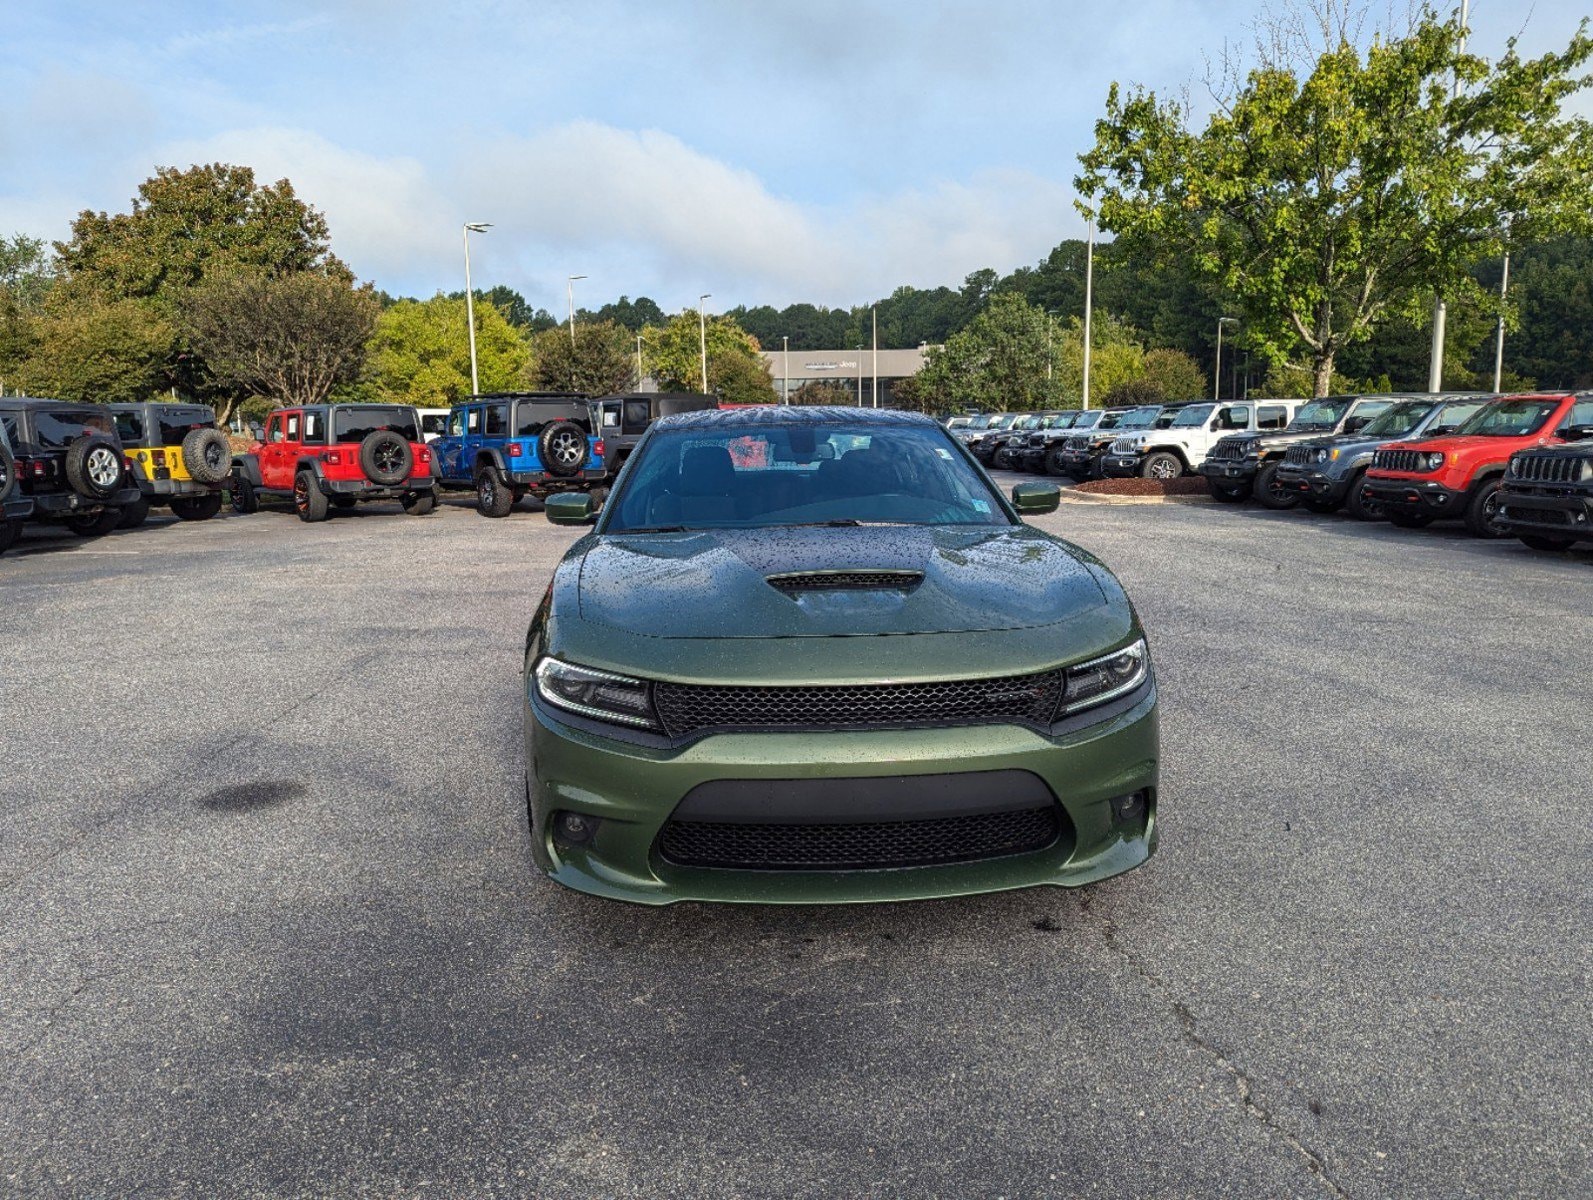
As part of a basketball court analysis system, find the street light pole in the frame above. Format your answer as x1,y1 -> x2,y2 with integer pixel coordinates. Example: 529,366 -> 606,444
1427,0 -> 1470,393
635,334 -> 645,386
462,222 -> 492,396
698,294 -> 711,392
1215,317 -> 1239,401
871,305 -> 879,408
781,336 -> 790,403
1081,218 -> 1096,410
567,275 -> 586,347
1492,249 -> 1511,393
856,347 -> 864,406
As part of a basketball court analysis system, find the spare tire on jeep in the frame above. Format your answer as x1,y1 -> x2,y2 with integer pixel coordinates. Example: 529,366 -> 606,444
182,427 -> 233,484
359,429 -> 413,485
538,420 -> 588,478
64,434 -> 125,500
0,437 -> 15,504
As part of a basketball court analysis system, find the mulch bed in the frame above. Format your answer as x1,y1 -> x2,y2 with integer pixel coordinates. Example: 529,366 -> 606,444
1074,477 -> 1209,497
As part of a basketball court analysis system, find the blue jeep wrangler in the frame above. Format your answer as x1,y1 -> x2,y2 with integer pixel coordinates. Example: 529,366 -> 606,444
431,392 -> 607,517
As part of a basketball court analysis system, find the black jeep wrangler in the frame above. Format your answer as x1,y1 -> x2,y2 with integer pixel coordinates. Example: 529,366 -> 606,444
1496,402 -> 1593,552
0,397 -> 140,543
0,419 -> 33,556
109,402 -> 234,527
591,392 -> 717,478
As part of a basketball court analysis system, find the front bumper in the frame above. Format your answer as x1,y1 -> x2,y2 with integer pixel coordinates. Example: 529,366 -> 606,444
1055,450 -> 1101,476
1198,458 -> 1258,483
1020,449 -> 1049,471
1496,485 -> 1593,542
1100,454 -> 1142,478
27,485 -> 143,516
525,683 -> 1159,905
1362,476 -> 1463,516
1274,464 -> 1349,502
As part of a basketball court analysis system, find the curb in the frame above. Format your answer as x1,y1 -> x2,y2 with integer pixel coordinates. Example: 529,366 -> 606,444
1060,490 -> 1215,506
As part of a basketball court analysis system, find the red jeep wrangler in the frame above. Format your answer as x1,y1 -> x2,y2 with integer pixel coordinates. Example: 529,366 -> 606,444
1362,394 -> 1584,538
231,403 -> 439,522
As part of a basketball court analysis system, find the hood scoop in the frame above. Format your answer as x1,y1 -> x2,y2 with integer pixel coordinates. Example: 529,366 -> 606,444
766,569 -> 925,596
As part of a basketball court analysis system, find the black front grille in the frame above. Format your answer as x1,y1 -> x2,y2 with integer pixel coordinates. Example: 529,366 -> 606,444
658,805 -> 1061,870
1284,444 -> 1314,465
1375,449 -> 1423,472
1210,440 -> 1249,461
1064,436 -> 1089,452
1504,505 -> 1571,525
1512,453 -> 1586,484
652,669 -> 1066,738
766,570 -> 923,594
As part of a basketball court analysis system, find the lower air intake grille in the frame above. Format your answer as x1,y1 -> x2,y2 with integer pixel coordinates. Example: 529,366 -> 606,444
767,571 -> 923,593
658,805 -> 1061,870
652,669 -> 1066,737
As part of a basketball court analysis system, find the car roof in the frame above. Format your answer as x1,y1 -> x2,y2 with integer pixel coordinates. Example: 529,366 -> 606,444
654,405 -> 939,431
467,391 -> 587,403
0,396 -> 105,411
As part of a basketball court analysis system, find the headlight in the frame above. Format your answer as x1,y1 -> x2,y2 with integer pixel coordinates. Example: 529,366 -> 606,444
533,657 -> 659,729
1314,448 -> 1329,463
1061,638 -> 1149,716
1423,452 -> 1446,471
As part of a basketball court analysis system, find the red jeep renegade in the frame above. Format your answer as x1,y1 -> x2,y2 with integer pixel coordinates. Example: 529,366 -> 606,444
232,403 -> 439,522
1361,393 -> 1584,538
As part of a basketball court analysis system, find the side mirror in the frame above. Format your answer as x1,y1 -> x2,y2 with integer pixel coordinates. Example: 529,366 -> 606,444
545,492 -> 595,526
1428,425 -> 1457,437
1344,417 -> 1370,434
1011,481 -> 1061,516
1560,423 -> 1593,443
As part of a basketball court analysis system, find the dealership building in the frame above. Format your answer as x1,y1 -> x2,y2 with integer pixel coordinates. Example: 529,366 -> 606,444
761,347 -> 928,408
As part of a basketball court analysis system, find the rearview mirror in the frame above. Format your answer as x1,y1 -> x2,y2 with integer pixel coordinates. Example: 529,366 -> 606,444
1011,481 -> 1061,516
545,492 -> 595,526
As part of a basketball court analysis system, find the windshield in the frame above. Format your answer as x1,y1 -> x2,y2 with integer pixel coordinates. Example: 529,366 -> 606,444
1116,406 -> 1162,432
1359,401 -> 1433,440
1015,415 -> 1043,431
333,406 -> 420,443
1289,399 -> 1353,433
1456,398 -> 1560,438
1044,413 -> 1075,429
605,422 -> 1010,533
36,410 -> 116,449
1171,404 -> 1214,428
964,414 -> 996,430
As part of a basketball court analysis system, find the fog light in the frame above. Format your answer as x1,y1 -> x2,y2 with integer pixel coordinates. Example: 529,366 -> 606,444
1109,792 -> 1149,826
553,810 -> 597,846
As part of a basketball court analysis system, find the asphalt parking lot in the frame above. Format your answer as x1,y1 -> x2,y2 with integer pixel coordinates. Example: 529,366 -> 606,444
2,479 -> 1588,1199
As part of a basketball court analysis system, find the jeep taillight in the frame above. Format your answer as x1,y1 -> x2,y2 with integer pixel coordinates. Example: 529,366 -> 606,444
595,439 -> 605,457
507,443 -> 522,458
152,449 -> 167,467
417,447 -> 430,463
29,460 -> 47,478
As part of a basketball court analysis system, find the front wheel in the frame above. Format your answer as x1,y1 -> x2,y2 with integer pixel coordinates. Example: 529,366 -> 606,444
1254,462 -> 1301,510
402,490 -> 438,516
170,493 -> 224,521
118,496 -> 152,529
1140,451 -> 1183,480
1345,474 -> 1383,522
1519,534 -> 1575,552
1462,478 -> 1507,539
64,508 -> 122,538
294,472 -> 330,523
231,476 -> 260,515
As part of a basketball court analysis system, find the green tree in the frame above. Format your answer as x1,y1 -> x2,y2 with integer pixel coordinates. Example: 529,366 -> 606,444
915,292 -> 1064,413
644,310 -> 776,403
788,381 -> 854,406
12,298 -> 172,404
181,272 -> 380,417
366,295 -> 529,407
527,320 -> 637,395
1053,311 -> 1146,405
1078,8 -> 1593,395
1139,348 -> 1207,400
0,235 -> 57,312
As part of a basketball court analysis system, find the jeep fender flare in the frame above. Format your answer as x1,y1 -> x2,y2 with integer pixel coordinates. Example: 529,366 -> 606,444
232,455 -> 264,486
1465,465 -> 1507,495
1144,444 -> 1190,469
474,449 -> 510,479
294,457 -> 330,491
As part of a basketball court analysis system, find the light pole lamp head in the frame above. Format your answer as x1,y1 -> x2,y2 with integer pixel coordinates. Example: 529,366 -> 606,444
465,222 -> 492,233
569,274 -> 587,282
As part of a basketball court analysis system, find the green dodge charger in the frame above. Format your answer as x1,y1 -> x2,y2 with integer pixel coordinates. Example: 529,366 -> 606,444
524,406 -> 1159,904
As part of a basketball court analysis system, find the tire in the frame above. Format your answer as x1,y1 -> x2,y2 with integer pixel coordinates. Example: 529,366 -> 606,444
1387,510 -> 1434,529
1303,497 -> 1342,515
1140,451 -> 1184,480
0,518 -> 20,555
476,468 -> 515,518
1462,477 -> 1507,539
538,420 -> 588,478
401,489 -> 438,516
1345,473 -> 1384,522
0,438 -> 15,504
64,507 -> 122,537
1045,450 -> 1069,477
1086,456 -> 1107,481
359,429 -> 413,485
1254,462 -> 1301,510
118,495 -> 152,529
181,427 -> 233,484
170,493 -> 223,521
1208,480 -> 1250,503
1519,534 -> 1575,552
64,435 -> 125,500
231,475 -> 260,515
294,471 -> 330,522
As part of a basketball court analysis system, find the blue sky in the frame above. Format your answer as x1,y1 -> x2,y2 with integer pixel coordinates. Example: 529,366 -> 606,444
2,1 -> 1586,314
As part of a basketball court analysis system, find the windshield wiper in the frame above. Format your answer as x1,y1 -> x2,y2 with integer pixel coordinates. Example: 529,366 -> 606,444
619,524 -> 689,533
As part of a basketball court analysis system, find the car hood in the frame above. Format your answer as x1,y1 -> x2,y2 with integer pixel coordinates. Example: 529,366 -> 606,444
1386,434 -> 1538,455
575,524 -> 1109,639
